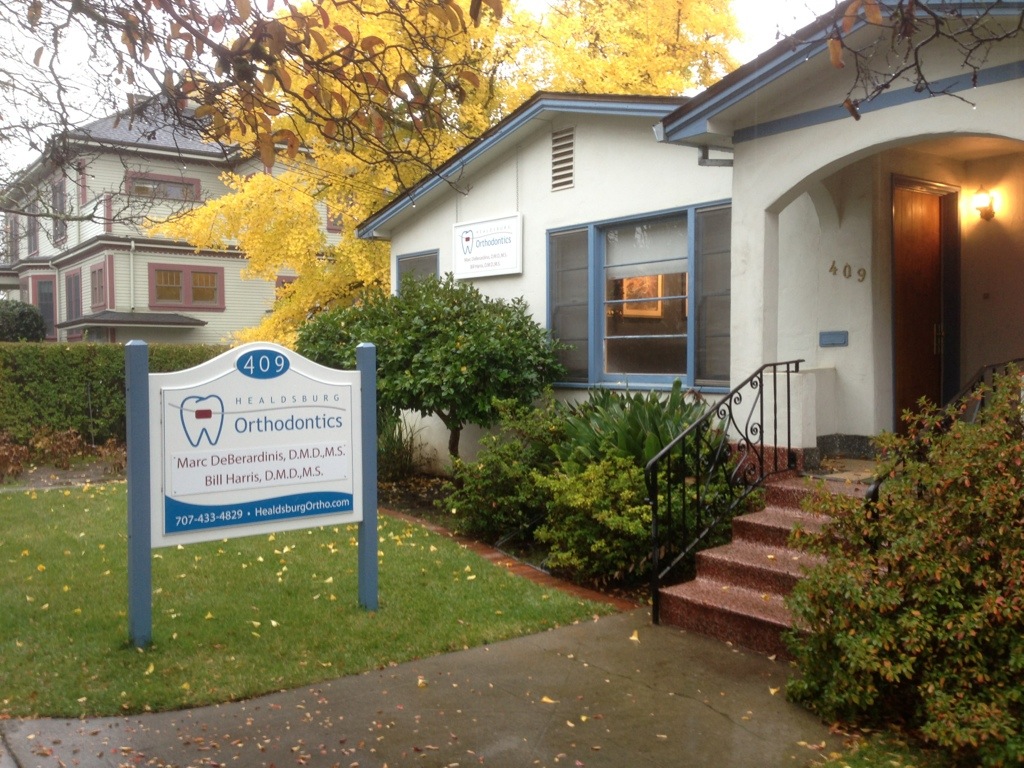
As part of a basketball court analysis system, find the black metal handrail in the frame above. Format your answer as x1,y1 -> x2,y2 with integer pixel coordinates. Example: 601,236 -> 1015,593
645,360 -> 804,624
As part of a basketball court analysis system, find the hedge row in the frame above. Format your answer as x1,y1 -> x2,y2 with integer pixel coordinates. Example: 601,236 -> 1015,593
0,342 -> 227,444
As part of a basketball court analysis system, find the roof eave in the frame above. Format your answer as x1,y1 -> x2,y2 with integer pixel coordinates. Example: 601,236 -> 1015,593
356,92 -> 689,240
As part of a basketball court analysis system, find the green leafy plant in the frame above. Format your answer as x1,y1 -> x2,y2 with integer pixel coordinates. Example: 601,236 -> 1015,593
296,274 -> 564,459
534,456 -> 653,587
0,342 -> 226,445
553,381 -> 707,469
0,300 -> 46,342
786,370 -> 1024,766
439,395 -> 566,544
377,408 -> 421,482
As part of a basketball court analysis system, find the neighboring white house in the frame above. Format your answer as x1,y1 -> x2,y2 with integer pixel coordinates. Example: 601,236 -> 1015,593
359,6 -> 1024,466
0,102 -> 294,344
357,92 -> 734,465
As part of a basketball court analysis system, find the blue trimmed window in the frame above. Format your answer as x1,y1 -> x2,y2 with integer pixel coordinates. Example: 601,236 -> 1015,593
548,204 -> 731,388
396,250 -> 438,289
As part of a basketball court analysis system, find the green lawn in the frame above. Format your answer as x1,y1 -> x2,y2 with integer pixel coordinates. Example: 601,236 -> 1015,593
0,482 -> 613,717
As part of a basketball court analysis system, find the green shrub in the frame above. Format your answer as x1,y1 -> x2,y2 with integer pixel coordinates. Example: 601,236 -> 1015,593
534,456 -> 652,586
0,300 -> 46,342
439,395 -> 566,544
0,342 -> 226,444
296,274 -> 563,458
378,409 -> 420,482
786,371 -> 1024,766
553,380 -> 706,469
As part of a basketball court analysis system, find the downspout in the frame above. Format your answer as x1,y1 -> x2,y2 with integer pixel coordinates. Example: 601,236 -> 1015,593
130,239 -> 136,311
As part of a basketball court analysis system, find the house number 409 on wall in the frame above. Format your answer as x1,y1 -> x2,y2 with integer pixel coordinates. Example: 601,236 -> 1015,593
829,261 -> 867,282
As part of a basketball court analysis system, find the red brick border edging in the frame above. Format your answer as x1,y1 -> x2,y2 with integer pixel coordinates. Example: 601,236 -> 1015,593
383,508 -> 641,611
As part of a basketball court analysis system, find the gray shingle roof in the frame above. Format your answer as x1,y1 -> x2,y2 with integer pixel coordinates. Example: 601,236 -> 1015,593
68,100 -> 229,160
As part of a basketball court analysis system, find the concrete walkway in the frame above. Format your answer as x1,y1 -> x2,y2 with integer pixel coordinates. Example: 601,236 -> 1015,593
1,608 -> 841,768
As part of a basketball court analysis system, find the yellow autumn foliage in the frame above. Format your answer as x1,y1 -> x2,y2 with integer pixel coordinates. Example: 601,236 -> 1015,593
157,0 -> 738,346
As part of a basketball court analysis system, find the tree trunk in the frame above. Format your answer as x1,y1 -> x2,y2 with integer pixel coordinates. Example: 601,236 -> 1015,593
447,425 -> 461,459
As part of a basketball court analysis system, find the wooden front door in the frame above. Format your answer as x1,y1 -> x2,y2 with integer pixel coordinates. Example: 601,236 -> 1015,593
892,179 -> 960,430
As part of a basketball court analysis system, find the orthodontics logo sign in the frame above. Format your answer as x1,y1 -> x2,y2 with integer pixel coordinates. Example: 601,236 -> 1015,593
148,343 -> 363,547
452,213 -> 522,279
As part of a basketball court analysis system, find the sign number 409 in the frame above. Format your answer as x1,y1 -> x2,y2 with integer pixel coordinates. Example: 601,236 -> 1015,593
237,349 -> 290,380
830,260 -> 867,282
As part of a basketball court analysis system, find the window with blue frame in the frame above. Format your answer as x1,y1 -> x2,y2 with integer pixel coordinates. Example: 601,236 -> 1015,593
549,204 -> 731,387
395,250 -> 438,289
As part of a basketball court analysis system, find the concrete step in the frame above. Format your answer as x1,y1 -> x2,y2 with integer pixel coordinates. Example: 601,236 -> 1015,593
764,475 -> 870,509
695,539 -> 824,595
731,506 -> 829,549
658,578 -> 793,658
656,473 -> 849,657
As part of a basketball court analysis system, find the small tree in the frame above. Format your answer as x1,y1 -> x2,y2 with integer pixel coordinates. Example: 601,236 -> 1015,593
0,300 -> 46,342
296,274 -> 563,458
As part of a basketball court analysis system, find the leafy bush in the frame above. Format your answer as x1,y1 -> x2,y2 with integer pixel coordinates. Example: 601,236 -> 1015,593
440,395 -> 566,544
553,381 -> 706,469
296,274 -> 563,458
534,456 -> 653,586
0,433 -> 29,482
786,371 -> 1024,766
30,427 -> 87,469
378,409 -> 421,482
0,300 -> 46,342
0,342 -> 226,444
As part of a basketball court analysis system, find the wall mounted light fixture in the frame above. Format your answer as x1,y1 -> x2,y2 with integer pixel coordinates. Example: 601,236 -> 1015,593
973,187 -> 996,221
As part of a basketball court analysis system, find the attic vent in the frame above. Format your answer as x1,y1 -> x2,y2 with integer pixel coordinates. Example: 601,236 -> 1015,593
551,127 -> 575,191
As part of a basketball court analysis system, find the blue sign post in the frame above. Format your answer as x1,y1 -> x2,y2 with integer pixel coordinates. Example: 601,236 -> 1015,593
126,342 -> 378,647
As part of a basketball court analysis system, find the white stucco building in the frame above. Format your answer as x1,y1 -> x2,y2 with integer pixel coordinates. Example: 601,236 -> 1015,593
360,3 -> 1024,466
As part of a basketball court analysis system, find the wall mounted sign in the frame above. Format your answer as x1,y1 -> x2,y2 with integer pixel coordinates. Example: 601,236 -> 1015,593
452,213 -> 522,279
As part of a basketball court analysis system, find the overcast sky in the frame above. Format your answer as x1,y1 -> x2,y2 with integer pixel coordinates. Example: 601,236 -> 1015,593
730,0 -> 842,60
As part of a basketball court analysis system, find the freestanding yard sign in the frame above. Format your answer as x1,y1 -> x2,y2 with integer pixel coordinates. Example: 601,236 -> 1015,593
125,341 -> 378,647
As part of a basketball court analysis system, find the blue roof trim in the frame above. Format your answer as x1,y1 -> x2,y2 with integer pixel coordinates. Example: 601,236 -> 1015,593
732,58 -> 1024,144
357,93 -> 687,238
659,1 -> 1024,146
659,30 -> 836,144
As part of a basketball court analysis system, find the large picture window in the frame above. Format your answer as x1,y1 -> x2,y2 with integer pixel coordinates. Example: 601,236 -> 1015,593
548,205 -> 731,388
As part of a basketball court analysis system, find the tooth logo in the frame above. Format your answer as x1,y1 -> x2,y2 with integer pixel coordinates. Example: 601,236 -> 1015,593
180,395 -> 225,447
460,229 -> 473,255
